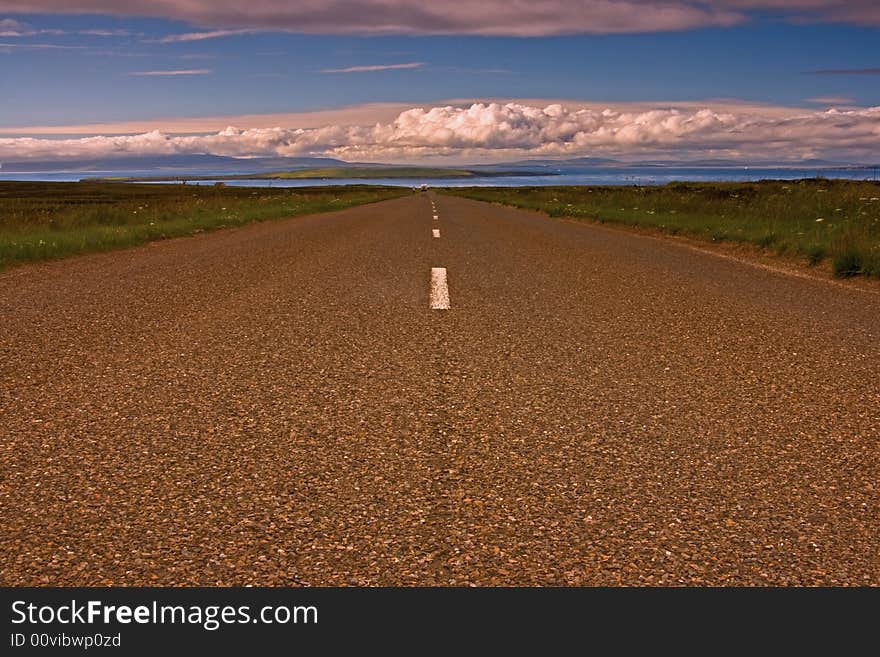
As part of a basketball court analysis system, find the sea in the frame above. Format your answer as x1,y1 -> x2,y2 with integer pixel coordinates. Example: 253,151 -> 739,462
0,166 -> 877,187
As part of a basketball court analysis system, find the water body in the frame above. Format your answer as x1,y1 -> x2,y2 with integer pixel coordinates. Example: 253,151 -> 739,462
1,166 -> 877,187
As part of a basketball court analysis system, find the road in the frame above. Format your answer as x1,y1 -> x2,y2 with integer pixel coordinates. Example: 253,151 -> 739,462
1,192 -> 878,586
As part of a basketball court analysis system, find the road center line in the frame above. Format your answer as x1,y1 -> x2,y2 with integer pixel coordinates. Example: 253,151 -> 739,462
432,228 -> 440,238
430,267 -> 450,310
433,214 -> 438,220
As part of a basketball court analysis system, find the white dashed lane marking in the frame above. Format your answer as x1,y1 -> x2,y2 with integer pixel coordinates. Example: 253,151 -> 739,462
430,268 -> 450,310
432,229 -> 440,238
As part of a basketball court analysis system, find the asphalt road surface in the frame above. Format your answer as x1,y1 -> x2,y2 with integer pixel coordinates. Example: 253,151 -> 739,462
1,192 -> 878,586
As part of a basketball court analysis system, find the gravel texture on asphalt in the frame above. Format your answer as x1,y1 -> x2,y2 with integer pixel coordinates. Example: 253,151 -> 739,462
1,193 -> 878,586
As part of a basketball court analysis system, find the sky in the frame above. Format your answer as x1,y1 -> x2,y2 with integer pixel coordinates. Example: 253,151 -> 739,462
0,1 -> 878,164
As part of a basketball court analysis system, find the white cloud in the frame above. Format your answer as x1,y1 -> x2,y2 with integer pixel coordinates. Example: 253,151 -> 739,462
0,41 -> 86,49
0,19 -> 64,36
79,28 -> 132,36
805,96 -> 856,105
1,102 -> 878,163
128,68 -> 210,76
0,19 -> 131,37
321,62 -> 424,73
153,29 -> 257,43
0,18 -> 27,34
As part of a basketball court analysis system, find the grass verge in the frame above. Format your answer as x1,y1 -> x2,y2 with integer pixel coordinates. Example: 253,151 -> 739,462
0,182 -> 410,269
442,179 -> 880,278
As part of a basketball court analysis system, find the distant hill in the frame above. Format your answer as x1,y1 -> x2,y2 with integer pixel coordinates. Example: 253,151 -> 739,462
5,154 -> 872,176
491,156 -> 871,169
0,154 -> 347,173
87,166 -> 545,183
253,167 -> 475,179
631,158 -> 867,168
495,157 -> 621,168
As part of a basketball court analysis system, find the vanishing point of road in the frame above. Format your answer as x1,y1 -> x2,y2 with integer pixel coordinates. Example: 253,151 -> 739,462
1,193 -> 878,586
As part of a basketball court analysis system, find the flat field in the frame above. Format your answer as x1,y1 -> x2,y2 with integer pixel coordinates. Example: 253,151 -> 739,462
444,180 -> 880,277
0,181 -> 409,269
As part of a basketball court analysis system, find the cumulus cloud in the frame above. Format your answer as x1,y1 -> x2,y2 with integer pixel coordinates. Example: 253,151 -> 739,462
1,102 -> 878,163
0,1 -> 878,35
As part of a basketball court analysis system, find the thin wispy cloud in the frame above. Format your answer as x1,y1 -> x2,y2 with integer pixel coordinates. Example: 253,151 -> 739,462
0,19 -> 62,37
434,66 -> 515,75
806,68 -> 880,76
805,96 -> 856,105
79,29 -> 132,37
0,41 -> 86,50
321,62 -> 424,73
0,19 -> 132,37
153,29 -> 257,43
129,68 -> 211,76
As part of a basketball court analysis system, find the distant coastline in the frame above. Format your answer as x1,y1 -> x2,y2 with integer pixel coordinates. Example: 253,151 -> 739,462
84,166 -> 553,183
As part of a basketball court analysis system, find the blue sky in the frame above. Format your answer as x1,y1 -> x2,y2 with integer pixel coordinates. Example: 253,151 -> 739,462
2,15 -> 878,127
0,2 -> 877,163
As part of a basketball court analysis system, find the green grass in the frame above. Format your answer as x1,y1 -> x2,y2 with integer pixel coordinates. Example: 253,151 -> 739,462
443,179 -> 880,278
0,181 -> 409,269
